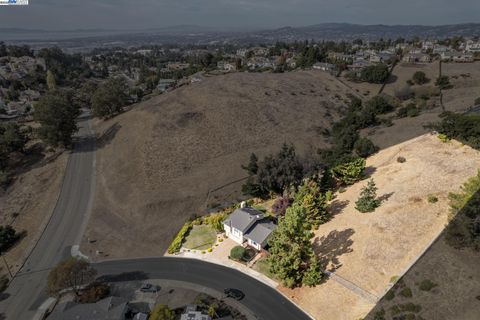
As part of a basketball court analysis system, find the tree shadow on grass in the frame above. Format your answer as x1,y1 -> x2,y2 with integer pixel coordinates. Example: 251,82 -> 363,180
96,122 -> 121,150
328,199 -> 350,216
378,192 -> 394,203
313,228 -> 355,272
363,166 -> 377,179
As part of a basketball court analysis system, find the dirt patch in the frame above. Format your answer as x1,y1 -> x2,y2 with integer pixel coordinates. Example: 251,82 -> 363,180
0,151 -> 68,278
279,134 -> 480,320
81,71 -> 355,260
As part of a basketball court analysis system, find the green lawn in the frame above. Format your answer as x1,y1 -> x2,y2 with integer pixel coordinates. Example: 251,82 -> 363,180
253,257 -> 275,279
183,225 -> 217,250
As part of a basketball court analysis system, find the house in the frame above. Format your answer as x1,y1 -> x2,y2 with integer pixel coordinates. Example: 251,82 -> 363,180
328,52 -> 354,63
48,296 -> 129,320
313,62 -> 336,72
217,61 -> 236,71
157,79 -> 176,92
465,40 -> 480,53
370,52 -> 394,64
402,52 -> 431,64
223,206 -> 277,250
180,305 -> 212,320
441,51 -> 474,63
433,45 -> 449,55
422,41 -> 435,51
191,74 -> 204,83
348,59 -> 372,72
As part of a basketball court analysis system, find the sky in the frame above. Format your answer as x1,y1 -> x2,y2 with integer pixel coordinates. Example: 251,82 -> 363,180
0,0 -> 479,31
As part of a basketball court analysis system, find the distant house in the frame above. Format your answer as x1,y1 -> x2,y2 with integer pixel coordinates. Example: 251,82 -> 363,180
370,52 -> 394,64
433,45 -> 450,55
402,52 -> 431,64
217,61 -> 236,71
465,40 -> 480,53
157,79 -> 176,92
191,74 -> 204,83
313,62 -> 336,72
48,296 -> 129,320
223,206 -> 277,251
441,51 -> 474,63
348,59 -> 372,72
180,305 -> 212,320
422,41 -> 435,51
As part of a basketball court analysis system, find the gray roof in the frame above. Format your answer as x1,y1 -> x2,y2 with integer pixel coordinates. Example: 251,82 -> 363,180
223,207 -> 264,233
48,296 -> 128,320
244,220 -> 277,246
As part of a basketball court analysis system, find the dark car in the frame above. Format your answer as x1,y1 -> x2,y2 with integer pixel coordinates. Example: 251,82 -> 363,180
139,283 -> 160,293
224,288 -> 245,300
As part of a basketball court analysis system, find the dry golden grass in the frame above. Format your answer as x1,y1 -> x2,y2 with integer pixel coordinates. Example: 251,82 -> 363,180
281,134 -> 480,320
81,70 -> 355,259
0,151 -> 68,277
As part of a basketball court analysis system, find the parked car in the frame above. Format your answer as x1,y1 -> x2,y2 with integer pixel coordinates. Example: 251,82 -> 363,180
224,288 -> 245,300
139,283 -> 160,293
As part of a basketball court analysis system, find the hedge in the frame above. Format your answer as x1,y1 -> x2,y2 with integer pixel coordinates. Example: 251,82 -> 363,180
167,222 -> 192,254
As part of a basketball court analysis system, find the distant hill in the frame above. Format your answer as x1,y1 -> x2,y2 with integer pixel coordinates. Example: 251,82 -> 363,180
2,22 -> 480,47
256,23 -> 480,41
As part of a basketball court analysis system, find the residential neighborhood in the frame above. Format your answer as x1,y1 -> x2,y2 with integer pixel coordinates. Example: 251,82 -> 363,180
1,7 -> 480,320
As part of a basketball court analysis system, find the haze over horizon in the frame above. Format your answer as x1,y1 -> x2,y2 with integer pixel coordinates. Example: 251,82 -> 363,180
0,0 -> 479,31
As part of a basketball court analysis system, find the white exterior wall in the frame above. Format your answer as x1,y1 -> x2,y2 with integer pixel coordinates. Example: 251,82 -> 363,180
224,224 -> 244,244
247,239 -> 261,251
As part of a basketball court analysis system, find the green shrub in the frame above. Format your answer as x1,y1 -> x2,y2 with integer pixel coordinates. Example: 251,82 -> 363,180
331,157 -> 366,185
397,157 -> 406,163
207,248 -> 213,253
0,275 -> 8,293
418,279 -> 437,291
397,103 -> 419,118
203,211 -> 228,232
167,222 -> 192,254
373,308 -> 386,320
438,133 -> 451,143
400,287 -> 413,298
390,303 -> 422,316
0,225 -> 20,252
230,246 -> 246,261
413,71 -> 428,85
390,275 -> 399,283
361,64 -> 390,84
354,137 -> 378,158
427,195 -> 438,203
385,290 -> 395,301
0,170 -> 11,189
435,75 -> 451,89
355,179 -> 380,213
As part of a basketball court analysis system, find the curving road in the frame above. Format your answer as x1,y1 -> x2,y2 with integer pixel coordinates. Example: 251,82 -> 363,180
0,111 -> 96,320
0,110 -> 311,320
95,257 -> 311,320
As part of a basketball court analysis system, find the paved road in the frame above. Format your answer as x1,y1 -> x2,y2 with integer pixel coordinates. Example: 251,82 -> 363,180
0,112 -> 96,320
0,111 -> 311,320
95,257 -> 311,320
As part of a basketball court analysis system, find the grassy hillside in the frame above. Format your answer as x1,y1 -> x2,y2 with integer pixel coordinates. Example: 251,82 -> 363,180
81,71 -> 355,258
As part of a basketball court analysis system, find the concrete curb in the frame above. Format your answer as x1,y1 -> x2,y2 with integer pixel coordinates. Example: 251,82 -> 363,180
32,297 -> 57,320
